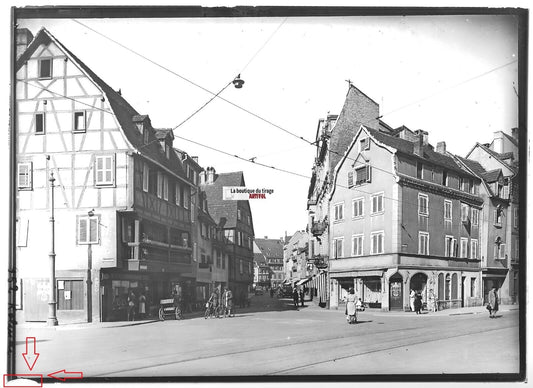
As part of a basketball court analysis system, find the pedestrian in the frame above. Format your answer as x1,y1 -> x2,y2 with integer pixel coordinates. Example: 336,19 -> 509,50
138,291 -> 146,320
270,287 -> 274,298
410,289 -> 416,312
225,287 -> 234,317
127,290 -> 136,321
346,287 -> 357,324
292,287 -> 299,309
414,292 -> 422,315
298,287 -> 305,307
488,285 -> 499,318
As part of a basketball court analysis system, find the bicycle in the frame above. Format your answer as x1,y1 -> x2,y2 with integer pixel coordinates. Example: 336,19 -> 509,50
204,303 -> 223,319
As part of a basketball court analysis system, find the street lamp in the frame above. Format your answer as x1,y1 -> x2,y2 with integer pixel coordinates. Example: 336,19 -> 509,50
47,172 -> 58,326
87,209 -> 94,323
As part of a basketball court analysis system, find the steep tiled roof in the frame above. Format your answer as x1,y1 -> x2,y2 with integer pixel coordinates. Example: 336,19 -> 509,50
365,127 -> 473,177
481,169 -> 502,183
202,172 -> 245,228
328,85 -> 380,176
255,238 -> 284,259
17,28 -> 187,180
254,252 -> 268,266
455,156 -> 486,177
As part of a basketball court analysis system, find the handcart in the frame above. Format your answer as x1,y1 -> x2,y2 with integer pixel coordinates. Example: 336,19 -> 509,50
158,298 -> 183,320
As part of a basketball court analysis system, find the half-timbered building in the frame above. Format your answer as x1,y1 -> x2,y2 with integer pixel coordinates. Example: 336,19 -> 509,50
15,27 -> 195,322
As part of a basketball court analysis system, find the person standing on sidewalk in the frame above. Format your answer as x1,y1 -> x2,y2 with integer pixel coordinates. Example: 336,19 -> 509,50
409,289 -> 416,312
127,290 -> 136,321
414,292 -> 422,315
138,291 -> 146,320
299,287 -> 305,307
292,287 -> 299,309
488,285 -> 499,318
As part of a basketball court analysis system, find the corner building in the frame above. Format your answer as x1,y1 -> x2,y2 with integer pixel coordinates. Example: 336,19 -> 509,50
328,124 -> 484,311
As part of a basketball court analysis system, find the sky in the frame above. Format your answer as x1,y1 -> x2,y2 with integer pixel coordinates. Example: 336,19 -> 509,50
16,12 -> 520,240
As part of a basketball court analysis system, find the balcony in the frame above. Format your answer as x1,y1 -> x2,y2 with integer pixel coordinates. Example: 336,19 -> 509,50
311,220 -> 328,237
308,254 -> 328,269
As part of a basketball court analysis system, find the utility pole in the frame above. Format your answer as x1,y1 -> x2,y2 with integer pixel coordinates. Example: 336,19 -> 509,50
47,172 -> 58,326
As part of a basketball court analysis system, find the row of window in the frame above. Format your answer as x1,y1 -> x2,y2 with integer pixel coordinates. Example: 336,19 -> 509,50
33,111 -> 88,135
331,233 -> 483,259
142,164 -> 191,209
17,155 -> 116,190
237,208 -> 253,226
333,192 -> 481,225
224,229 -> 253,250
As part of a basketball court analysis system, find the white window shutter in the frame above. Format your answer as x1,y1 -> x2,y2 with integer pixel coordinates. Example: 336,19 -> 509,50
366,165 -> 372,183
79,218 -> 88,244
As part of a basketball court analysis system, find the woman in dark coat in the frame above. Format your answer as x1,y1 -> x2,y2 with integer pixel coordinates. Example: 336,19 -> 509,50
488,285 -> 499,318
292,287 -> 299,309
414,292 -> 423,315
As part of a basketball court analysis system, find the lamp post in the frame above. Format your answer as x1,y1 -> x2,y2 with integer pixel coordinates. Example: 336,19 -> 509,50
87,209 -> 94,323
47,172 -> 58,326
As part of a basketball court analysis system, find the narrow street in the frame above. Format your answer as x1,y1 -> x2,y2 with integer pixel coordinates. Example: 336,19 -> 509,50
15,294 -> 520,378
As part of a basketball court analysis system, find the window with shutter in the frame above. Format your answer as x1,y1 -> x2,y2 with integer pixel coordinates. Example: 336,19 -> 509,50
418,194 -> 429,216
77,215 -> 99,244
348,171 -> 354,187
444,200 -> 452,221
95,155 -> 115,186
17,163 -> 33,190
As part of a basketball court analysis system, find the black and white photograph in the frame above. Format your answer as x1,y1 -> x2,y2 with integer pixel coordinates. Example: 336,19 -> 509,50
7,5 -> 526,384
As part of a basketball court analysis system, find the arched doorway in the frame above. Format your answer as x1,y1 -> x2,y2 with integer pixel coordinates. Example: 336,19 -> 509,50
389,273 -> 403,310
410,272 -> 428,305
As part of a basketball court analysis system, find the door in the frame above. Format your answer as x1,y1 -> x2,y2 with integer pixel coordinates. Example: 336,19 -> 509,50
389,275 -> 403,310
23,278 -> 49,321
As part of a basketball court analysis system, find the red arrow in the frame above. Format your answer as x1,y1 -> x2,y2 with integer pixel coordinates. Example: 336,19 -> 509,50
47,370 -> 83,381
22,337 -> 39,371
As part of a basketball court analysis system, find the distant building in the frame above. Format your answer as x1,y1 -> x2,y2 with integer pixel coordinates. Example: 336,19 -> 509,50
201,168 -> 255,305
283,230 -> 310,285
253,246 -> 271,289
255,238 -> 284,289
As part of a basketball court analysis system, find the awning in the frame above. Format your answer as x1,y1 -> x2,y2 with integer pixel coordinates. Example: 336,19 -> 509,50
329,270 -> 385,279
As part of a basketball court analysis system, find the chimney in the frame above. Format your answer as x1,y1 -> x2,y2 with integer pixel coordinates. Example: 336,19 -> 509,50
199,170 -> 206,185
192,156 -> 198,163
492,131 -> 504,153
414,133 -> 424,157
511,127 -> 519,141
16,28 -> 34,60
436,141 -> 447,154
264,236 -> 268,239
414,129 -> 429,145
206,167 -> 215,184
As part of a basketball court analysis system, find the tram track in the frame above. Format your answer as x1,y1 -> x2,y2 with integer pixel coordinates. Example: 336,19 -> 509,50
96,318 -> 518,377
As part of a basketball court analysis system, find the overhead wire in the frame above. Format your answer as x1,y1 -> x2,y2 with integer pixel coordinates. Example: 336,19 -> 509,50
70,18 -> 517,181
18,80 -> 500,222
72,19 -> 312,145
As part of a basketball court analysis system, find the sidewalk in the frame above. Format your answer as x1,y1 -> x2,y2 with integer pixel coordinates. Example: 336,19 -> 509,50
305,301 -> 520,317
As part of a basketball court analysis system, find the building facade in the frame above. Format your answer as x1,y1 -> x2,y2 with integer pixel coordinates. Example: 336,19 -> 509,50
283,230 -> 310,285
201,168 -> 255,306
15,28 -> 195,322
255,238 -> 285,289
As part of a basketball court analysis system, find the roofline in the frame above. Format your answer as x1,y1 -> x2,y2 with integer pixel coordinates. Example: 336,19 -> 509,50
466,143 -> 517,177
129,151 -> 194,187
451,155 -> 493,198
329,124 -> 396,200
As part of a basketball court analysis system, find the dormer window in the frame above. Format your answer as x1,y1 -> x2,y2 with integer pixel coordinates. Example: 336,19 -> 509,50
38,58 -> 52,79
143,128 -> 149,144
135,122 -> 143,134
